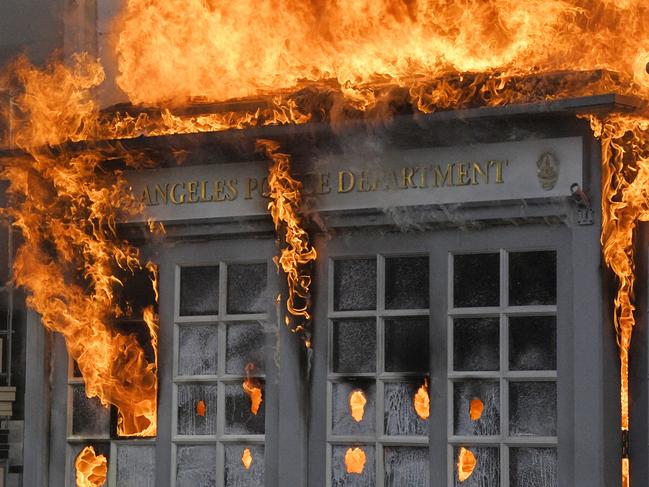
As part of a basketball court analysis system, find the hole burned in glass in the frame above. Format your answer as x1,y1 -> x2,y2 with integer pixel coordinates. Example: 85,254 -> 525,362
453,446 -> 500,487
333,258 -> 377,311
384,381 -> 428,436
68,442 -> 110,487
179,265 -> 219,316
176,383 -> 217,435
509,251 -> 557,306
224,444 -> 265,487
453,253 -> 500,308
385,256 -> 429,310
332,380 -> 375,436
509,316 -> 557,371
224,382 -> 266,435
227,263 -> 268,314
509,381 -> 557,437
384,318 -> 429,373
332,319 -> 376,374
332,445 -> 375,486
178,324 -> 218,376
453,381 -> 500,436
453,317 -> 499,371
226,322 -> 265,375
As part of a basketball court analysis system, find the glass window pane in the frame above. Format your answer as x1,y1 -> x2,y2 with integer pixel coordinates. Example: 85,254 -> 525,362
176,445 -> 216,487
453,381 -> 500,436
509,251 -> 556,306
116,445 -> 156,487
332,380 -> 375,436
227,263 -> 268,314
385,256 -> 429,309
179,266 -> 219,316
385,318 -> 429,373
178,325 -> 218,376
224,382 -> 265,435
71,385 -> 110,437
509,382 -> 557,436
384,447 -> 429,487
226,322 -> 265,375
0,291 -> 9,330
453,446 -> 500,487
334,259 -> 377,311
332,319 -> 376,373
332,444 -> 375,487
509,316 -> 557,371
453,317 -> 499,371
453,253 -> 500,308
225,444 -> 265,487
177,383 -> 217,435
510,448 -> 558,487
384,381 -> 428,436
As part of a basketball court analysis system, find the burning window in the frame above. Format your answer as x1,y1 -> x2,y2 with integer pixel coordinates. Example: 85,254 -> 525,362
173,260 -> 268,487
450,250 -> 558,486
328,255 -> 430,487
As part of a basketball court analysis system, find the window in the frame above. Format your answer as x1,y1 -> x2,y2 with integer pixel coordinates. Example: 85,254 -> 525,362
173,261 -> 269,487
328,255 -> 430,487
449,250 -> 557,487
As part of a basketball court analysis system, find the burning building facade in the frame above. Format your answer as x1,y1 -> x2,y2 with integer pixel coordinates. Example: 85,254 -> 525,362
2,1 -> 649,487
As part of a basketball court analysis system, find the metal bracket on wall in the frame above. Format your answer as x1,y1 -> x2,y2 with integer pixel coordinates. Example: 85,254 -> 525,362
570,183 -> 594,226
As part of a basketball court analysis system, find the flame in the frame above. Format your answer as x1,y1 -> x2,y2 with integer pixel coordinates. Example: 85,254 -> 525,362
259,139 -> 317,343
3,4 -> 649,485
457,447 -> 477,483
344,447 -> 366,474
470,398 -> 484,421
196,400 -> 206,417
349,390 -> 367,422
414,379 -> 430,420
75,446 -> 107,487
242,363 -> 263,415
242,448 -> 253,470
591,113 -> 649,487
0,55 -> 159,437
114,0 -> 649,108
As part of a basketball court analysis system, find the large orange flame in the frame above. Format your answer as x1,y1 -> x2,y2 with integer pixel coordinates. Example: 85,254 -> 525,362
258,139 -> 317,342
1,55 -> 159,437
75,446 -> 107,487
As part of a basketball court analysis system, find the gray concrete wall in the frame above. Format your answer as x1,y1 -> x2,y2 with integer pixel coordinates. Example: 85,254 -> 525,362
0,0 -> 65,67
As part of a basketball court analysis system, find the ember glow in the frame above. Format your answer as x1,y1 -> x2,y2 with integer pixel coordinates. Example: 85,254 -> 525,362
75,446 -> 107,487
196,400 -> 206,418
344,447 -> 366,475
457,447 -> 477,483
414,378 -> 430,420
242,448 -> 253,470
242,363 -> 263,415
469,398 -> 484,421
259,139 -> 317,342
349,390 -> 367,422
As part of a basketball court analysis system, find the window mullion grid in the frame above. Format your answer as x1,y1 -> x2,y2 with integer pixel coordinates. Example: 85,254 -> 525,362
377,254 -> 385,487
500,248 -> 509,487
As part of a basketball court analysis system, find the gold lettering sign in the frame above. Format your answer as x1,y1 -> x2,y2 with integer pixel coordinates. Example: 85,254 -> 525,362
138,160 -> 510,207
